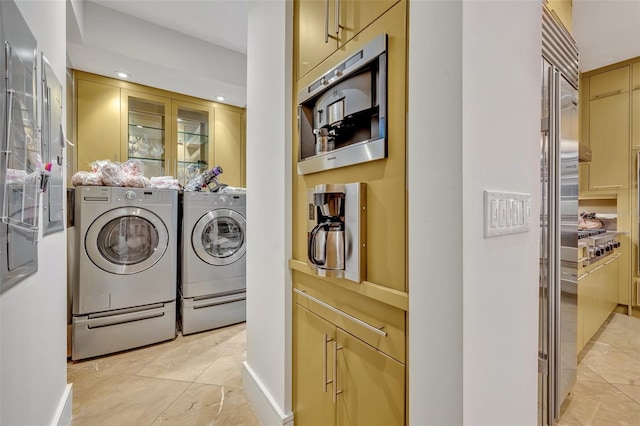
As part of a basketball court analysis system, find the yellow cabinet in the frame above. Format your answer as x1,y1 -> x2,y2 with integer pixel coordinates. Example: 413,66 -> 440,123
589,66 -> 629,100
214,107 -> 245,188
73,71 -> 246,185
293,304 -> 337,426
588,93 -> 629,190
295,0 -> 399,80
580,261 -> 601,346
122,90 -> 172,178
173,100 -> 213,186
293,303 -> 405,426
633,62 -> 640,91
579,254 -> 621,350
76,79 -> 121,170
336,328 -> 404,426
577,269 -> 587,352
605,254 -> 620,313
296,0 -> 339,80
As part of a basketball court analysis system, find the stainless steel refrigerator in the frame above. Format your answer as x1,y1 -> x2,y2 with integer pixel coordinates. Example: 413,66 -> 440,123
538,6 -> 579,426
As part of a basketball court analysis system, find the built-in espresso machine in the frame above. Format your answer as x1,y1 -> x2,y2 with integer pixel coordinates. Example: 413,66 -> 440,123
307,183 -> 366,283
297,34 -> 387,175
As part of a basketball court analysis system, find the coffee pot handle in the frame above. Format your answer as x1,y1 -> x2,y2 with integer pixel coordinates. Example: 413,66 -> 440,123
308,223 -> 327,267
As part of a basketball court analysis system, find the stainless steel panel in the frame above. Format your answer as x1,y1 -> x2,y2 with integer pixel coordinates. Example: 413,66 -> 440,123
72,301 -> 176,360
538,31 -> 578,424
180,293 -> 246,335
297,137 -> 385,175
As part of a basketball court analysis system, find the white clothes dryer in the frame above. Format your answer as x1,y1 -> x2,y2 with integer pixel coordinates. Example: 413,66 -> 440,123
72,186 -> 178,360
180,191 -> 246,335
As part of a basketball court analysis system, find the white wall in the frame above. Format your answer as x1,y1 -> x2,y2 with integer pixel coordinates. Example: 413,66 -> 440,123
0,1 -> 69,425
244,0 -> 293,424
408,0 -> 463,423
409,0 -> 541,424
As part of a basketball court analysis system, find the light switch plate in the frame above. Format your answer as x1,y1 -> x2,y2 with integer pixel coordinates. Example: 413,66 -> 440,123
484,190 -> 531,238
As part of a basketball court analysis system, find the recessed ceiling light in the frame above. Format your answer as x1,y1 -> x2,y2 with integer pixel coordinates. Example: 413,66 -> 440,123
216,96 -> 225,102
115,71 -> 130,79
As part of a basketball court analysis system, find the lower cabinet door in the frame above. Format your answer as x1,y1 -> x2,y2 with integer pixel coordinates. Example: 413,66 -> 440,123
294,304 -> 337,426
336,328 -> 405,426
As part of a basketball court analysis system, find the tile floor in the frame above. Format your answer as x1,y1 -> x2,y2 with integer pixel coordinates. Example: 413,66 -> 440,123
559,313 -> 640,425
67,322 -> 260,425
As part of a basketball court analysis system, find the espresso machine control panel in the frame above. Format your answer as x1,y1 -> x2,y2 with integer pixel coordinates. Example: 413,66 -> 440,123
307,182 -> 366,283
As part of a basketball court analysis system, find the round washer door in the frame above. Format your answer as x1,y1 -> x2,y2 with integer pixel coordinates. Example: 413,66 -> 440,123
85,207 -> 169,274
192,209 -> 246,266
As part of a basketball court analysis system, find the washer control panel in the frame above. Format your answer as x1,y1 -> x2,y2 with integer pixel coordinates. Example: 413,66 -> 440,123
111,188 -> 176,204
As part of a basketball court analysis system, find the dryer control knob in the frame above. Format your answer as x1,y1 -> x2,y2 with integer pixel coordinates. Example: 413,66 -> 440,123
219,195 -> 228,204
124,190 -> 136,200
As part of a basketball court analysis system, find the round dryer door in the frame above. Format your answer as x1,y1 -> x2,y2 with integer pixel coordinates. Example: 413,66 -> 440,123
85,207 -> 169,274
193,209 -> 246,266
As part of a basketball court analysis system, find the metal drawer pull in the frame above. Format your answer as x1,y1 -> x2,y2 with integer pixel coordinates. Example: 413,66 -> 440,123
335,0 -> 340,35
592,185 -> 622,189
324,0 -> 329,43
592,89 -> 622,99
323,333 -> 333,392
333,340 -> 343,403
294,288 -> 387,337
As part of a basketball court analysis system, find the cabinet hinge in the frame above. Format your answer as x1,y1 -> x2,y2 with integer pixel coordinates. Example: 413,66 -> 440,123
538,352 -> 549,375
541,117 -> 550,132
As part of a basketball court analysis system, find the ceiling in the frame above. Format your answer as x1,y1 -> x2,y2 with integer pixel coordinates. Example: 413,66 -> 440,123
66,0 -> 640,108
573,0 -> 640,72
66,0 -> 249,107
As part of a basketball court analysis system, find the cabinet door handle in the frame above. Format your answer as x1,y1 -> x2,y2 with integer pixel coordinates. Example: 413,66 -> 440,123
294,288 -> 387,336
323,333 -> 333,392
333,340 -> 343,403
592,185 -> 622,189
592,89 -> 622,100
324,0 -> 329,43
334,0 -> 340,36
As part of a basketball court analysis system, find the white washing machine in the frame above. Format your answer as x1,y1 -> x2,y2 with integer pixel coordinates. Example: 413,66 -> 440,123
72,186 -> 178,360
180,191 -> 246,335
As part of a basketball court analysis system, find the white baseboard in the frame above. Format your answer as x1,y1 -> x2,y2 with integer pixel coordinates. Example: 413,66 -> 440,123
243,361 -> 294,426
52,383 -> 73,426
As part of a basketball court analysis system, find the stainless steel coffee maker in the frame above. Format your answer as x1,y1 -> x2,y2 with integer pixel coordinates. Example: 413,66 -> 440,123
307,183 -> 366,282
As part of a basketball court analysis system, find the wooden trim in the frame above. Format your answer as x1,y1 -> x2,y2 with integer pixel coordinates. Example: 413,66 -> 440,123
289,258 -> 409,311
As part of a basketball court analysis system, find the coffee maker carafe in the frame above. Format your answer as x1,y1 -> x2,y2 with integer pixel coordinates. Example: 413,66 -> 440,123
308,188 -> 345,271
307,183 -> 366,282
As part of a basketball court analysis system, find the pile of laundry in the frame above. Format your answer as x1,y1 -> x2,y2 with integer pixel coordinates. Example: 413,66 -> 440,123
71,159 -> 179,189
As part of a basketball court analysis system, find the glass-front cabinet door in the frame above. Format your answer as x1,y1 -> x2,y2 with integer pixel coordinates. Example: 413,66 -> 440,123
173,100 -> 213,186
122,90 -> 172,178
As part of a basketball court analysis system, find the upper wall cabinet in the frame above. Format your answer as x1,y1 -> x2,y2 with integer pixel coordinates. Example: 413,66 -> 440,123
295,0 -> 399,80
173,100 -> 213,186
122,90 -> 172,178
589,66 -> 629,100
589,91 -> 629,191
586,66 -> 630,191
76,79 -> 121,169
74,71 -> 246,187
